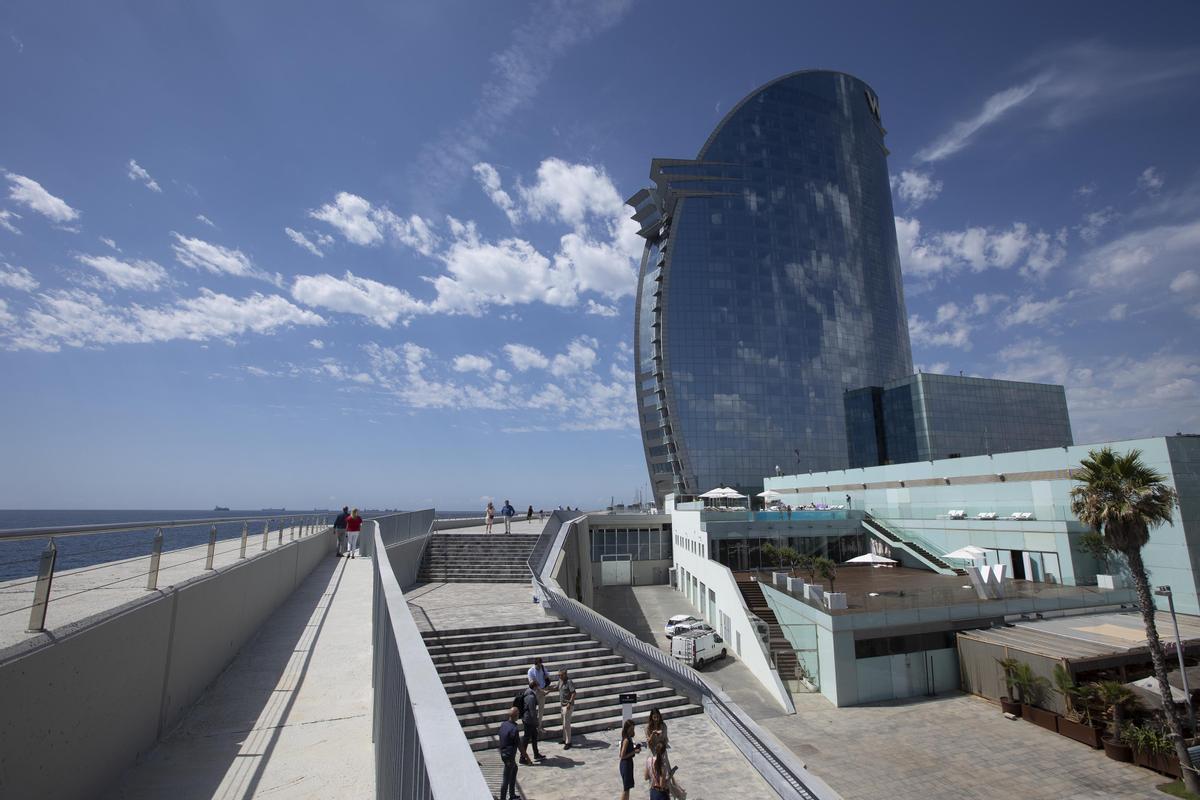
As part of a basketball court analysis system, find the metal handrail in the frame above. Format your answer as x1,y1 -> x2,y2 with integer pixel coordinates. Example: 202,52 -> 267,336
527,514 -> 836,800
0,514 -> 319,543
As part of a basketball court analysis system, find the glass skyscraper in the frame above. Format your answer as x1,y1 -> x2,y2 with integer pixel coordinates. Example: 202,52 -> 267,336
628,70 -> 913,505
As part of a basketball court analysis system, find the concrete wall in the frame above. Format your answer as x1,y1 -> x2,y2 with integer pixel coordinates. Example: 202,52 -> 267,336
0,528 -> 335,800
671,511 -> 795,712
552,516 -> 594,607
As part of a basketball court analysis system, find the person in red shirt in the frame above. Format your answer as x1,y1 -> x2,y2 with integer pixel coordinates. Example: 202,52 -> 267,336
345,508 -> 363,559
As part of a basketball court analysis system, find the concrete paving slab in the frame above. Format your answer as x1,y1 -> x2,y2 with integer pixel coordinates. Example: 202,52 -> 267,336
102,552 -> 373,800
406,580 -> 547,633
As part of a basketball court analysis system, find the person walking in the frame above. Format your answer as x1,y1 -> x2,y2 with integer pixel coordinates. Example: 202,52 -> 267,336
518,680 -> 543,764
333,506 -> 349,557
502,499 -> 516,534
618,719 -> 640,800
498,706 -> 521,800
526,504 -> 534,524
644,739 -> 671,800
345,508 -> 363,558
558,669 -> 576,749
526,657 -> 552,726
845,493 -> 852,509
485,501 -> 495,534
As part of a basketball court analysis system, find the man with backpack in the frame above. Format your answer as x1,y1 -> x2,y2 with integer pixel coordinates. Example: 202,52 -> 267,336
517,680 -> 543,764
333,506 -> 349,557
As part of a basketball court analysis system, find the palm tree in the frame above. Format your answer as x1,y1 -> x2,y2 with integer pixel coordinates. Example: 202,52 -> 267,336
1092,679 -> 1139,742
1071,447 -> 1196,791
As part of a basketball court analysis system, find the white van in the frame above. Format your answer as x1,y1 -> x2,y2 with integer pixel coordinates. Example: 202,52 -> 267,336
670,630 -> 727,668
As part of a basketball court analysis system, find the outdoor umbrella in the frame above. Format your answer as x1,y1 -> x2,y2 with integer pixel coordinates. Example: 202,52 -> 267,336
845,553 -> 898,565
943,545 -> 987,560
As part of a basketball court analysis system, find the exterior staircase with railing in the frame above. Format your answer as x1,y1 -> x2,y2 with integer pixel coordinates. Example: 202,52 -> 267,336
734,578 -> 801,687
861,514 -> 966,576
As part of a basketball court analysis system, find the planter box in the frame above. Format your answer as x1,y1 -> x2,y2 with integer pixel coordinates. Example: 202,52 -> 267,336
1103,738 -> 1133,762
1134,750 -> 1183,778
1021,704 -> 1060,732
1057,717 -> 1103,748
1000,697 -> 1022,716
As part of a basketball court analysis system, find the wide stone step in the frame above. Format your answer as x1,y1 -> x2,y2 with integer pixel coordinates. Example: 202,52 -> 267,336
432,645 -> 614,674
465,702 -> 704,751
447,673 -> 661,706
429,638 -> 601,666
438,654 -> 627,686
454,679 -> 673,717
420,620 -> 565,639
457,691 -> 692,738
424,631 -> 591,657
443,662 -> 639,697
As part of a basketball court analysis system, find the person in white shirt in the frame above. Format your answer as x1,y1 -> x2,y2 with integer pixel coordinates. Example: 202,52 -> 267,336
526,657 -> 553,726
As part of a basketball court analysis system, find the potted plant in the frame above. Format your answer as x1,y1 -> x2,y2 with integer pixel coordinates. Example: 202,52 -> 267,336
996,658 -> 1023,716
813,556 -> 837,591
1079,530 -> 1123,589
1012,663 -> 1057,731
1127,724 -> 1184,778
1054,666 -> 1104,748
1094,680 -> 1139,762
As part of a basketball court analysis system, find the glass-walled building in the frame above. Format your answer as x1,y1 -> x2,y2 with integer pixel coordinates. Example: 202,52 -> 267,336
845,373 -> 1073,468
629,71 -> 913,506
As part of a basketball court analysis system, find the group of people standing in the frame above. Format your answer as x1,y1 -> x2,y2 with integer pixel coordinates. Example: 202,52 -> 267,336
497,657 -> 575,799
332,506 -> 363,558
484,500 -> 540,534
496,656 -> 680,800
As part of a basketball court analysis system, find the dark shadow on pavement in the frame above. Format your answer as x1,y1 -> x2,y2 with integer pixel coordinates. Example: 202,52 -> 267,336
592,585 -> 658,646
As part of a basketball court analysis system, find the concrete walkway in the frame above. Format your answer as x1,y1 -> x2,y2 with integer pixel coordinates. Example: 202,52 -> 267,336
104,552 -> 373,800
596,584 -> 1164,800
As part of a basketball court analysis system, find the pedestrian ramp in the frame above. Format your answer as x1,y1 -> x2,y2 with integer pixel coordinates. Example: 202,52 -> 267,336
421,619 -> 702,751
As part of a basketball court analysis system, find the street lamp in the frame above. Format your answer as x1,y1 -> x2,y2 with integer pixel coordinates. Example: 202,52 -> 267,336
1155,585 -> 1197,734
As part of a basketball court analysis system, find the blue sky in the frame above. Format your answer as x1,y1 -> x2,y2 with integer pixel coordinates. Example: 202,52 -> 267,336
1,1 -> 1198,510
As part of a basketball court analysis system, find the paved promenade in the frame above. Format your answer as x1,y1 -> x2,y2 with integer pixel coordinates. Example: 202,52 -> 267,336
0,523 -> 312,650
103,552 -> 373,800
597,584 -> 1163,800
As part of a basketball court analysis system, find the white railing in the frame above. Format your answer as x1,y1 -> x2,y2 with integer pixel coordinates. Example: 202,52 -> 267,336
369,514 -> 491,800
527,515 -> 838,800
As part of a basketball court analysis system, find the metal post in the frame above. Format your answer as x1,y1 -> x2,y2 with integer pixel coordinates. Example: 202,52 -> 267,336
240,522 -> 249,559
205,524 -> 218,570
146,528 -> 164,590
262,519 -> 270,551
291,517 -> 297,540
277,519 -> 283,545
1160,586 -> 1197,733
26,539 -> 58,633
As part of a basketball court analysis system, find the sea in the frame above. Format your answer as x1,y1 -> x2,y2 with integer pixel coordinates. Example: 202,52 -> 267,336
0,509 -> 483,581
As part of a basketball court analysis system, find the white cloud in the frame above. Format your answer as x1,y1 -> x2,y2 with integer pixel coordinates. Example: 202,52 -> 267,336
0,209 -> 20,234
585,299 -> 619,317
518,158 -> 624,228
504,343 -> 549,371
5,289 -> 323,352
908,313 -> 972,349
1001,296 -> 1065,328
1079,219 -> 1200,289
1138,166 -> 1165,195
971,293 -> 1008,315
890,170 -> 943,208
0,298 -> 14,328
171,232 -> 280,285
0,264 -> 38,292
452,353 -> 493,373
309,338 -> 325,349
554,232 -> 637,299
1077,207 -> 1117,243
126,159 -> 161,192
473,163 -> 520,224
431,229 -> 574,314
285,227 -> 324,257
291,271 -> 427,327
1075,183 -> 1098,199
309,191 -> 437,254
549,336 -> 598,377
915,78 -> 1043,163
5,172 -> 80,224
77,254 -> 168,291
1106,303 -> 1128,321
1170,270 -> 1200,293
100,236 -> 119,250
196,214 -> 216,228
494,368 -> 511,382
895,216 -> 1066,279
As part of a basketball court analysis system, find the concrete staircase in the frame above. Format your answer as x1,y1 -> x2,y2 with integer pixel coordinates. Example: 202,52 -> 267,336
735,579 -> 800,684
417,532 -> 539,583
422,620 -> 702,751
861,514 -> 967,576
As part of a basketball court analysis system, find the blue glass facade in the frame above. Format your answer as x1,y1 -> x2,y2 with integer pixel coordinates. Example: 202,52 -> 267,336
845,373 -> 1074,467
630,71 -> 912,505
